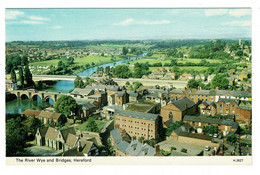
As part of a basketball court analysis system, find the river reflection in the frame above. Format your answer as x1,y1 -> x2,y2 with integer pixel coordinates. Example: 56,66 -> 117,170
6,98 -> 53,114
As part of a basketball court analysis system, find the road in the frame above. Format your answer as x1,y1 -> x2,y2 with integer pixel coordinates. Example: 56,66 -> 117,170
6,74 -> 188,89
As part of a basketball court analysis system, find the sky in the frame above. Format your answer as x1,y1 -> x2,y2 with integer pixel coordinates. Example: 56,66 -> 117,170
5,8 -> 251,41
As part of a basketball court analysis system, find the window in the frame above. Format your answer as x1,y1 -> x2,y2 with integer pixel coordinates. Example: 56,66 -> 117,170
198,122 -> 201,127
226,110 -> 229,114
226,104 -> 229,108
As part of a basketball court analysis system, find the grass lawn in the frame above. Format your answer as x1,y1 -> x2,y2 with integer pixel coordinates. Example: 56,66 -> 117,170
29,55 -> 125,67
148,66 -> 209,71
76,119 -> 107,133
30,59 -> 60,66
127,58 -> 222,67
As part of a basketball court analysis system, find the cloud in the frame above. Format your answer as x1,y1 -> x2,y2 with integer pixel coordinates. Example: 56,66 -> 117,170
52,25 -> 63,29
229,9 -> 251,17
205,9 -> 228,16
136,20 -> 170,25
114,18 -> 170,26
20,20 -> 44,24
115,18 -> 134,26
6,10 -> 24,19
223,20 -> 251,27
28,16 -> 50,21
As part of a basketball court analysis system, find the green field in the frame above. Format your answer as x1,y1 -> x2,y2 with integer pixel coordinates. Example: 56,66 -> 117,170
76,120 -> 107,133
148,66 -> 209,71
29,55 -> 125,67
127,58 -> 222,66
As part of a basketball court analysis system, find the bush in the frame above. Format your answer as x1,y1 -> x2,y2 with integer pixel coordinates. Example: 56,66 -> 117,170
171,147 -> 177,151
181,148 -> 187,153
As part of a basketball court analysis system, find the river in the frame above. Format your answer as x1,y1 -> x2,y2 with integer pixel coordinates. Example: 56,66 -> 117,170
6,53 -> 147,114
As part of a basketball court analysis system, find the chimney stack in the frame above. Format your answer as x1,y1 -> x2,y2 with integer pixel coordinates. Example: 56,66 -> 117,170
142,140 -> 145,145
185,104 -> 187,109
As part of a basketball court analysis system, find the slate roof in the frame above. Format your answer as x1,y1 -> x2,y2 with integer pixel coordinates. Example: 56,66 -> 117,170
79,140 -> 94,154
110,129 -> 122,145
171,97 -> 195,111
129,92 -> 138,97
183,115 -> 239,129
21,110 -> 41,117
78,101 -> 96,110
115,91 -> 125,97
237,101 -> 252,110
125,140 -> 155,156
116,141 -> 129,154
66,133 -> 78,147
38,111 -> 62,120
85,85 -> 120,91
71,88 -> 94,95
174,123 -> 193,135
45,127 -> 59,140
170,89 -> 183,94
176,131 -> 212,141
38,127 -> 48,137
60,127 -> 76,141
114,110 -> 159,121
218,98 -> 239,104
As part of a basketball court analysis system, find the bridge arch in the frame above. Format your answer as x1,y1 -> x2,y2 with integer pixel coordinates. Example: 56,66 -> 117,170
21,94 -> 29,100
44,96 -> 55,105
32,94 -> 42,101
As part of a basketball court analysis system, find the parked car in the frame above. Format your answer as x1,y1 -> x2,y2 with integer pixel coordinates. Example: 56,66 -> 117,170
213,133 -> 218,138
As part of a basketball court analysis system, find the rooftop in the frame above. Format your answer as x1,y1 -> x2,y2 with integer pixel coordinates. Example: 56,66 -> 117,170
114,109 -> 159,121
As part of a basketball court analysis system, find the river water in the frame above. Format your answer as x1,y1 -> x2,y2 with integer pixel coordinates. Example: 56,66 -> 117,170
6,53 -> 147,114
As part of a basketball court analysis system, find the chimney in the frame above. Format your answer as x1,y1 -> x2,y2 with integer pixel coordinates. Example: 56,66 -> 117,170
142,140 -> 145,145
155,145 -> 160,153
185,104 -> 187,109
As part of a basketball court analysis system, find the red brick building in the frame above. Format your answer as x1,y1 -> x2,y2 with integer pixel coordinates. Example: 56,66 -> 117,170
160,97 -> 196,125
217,99 -> 239,115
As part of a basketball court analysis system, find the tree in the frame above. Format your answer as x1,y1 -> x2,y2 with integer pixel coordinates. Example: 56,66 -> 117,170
54,95 -> 78,117
211,74 -> 229,90
122,47 -> 128,55
24,65 -> 34,87
23,116 -> 42,136
132,81 -> 143,90
86,117 -> 99,132
187,79 -> 200,89
10,68 -> 17,83
112,65 -> 131,78
84,77 -> 94,86
6,117 -> 27,156
18,66 -> 24,88
74,76 -> 84,88
125,81 -> 130,87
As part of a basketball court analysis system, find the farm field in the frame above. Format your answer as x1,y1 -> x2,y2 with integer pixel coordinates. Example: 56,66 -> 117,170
29,55 -> 126,67
127,58 -> 222,65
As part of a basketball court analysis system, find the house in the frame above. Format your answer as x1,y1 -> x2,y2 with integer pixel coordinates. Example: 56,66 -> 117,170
179,73 -> 193,81
217,98 -> 239,115
35,127 -> 99,156
114,110 -> 162,140
198,101 -> 217,116
207,74 -> 216,83
110,129 -> 158,156
235,101 -> 252,124
76,100 -> 97,118
114,91 -> 128,106
183,115 -> 239,136
128,91 -> 142,103
21,110 -> 41,117
70,88 -> 94,99
5,79 -> 17,91
160,97 -> 196,124
86,89 -> 107,108
168,125 -> 219,149
37,111 -> 64,125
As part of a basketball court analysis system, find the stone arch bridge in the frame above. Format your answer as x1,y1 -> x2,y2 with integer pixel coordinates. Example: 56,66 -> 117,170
10,90 -> 70,102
